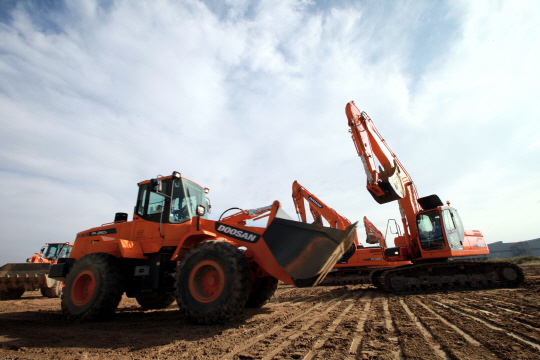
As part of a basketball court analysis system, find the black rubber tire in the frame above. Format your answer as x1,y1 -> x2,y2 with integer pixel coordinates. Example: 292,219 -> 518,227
245,276 -> 279,308
175,241 -> 252,324
136,294 -> 176,310
61,253 -> 125,322
0,288 -> 25,300
41,279 -> 62,298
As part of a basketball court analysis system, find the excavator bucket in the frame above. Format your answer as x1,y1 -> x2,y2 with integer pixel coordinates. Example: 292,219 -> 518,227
262,208 -> 357,287
363,216 -> 385,245
0,263 -> 51,291
368,163 -> 406,204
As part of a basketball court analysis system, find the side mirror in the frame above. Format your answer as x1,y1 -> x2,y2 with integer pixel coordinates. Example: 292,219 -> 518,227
196,205 -> 206,216
150,178 -> 162,192
40,247 -> 46,254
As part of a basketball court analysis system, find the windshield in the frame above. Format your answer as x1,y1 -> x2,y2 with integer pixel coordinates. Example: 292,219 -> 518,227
43,244 -> 66,260
416,210 -> 446,250
170,178 -> 208,223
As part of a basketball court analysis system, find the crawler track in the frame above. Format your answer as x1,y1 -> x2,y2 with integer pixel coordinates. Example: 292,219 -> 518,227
0,265 -> 539,359
380,261 -> 524,293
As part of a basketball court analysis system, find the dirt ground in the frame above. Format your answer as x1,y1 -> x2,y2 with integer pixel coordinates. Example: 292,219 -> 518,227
1,264 -> 540,360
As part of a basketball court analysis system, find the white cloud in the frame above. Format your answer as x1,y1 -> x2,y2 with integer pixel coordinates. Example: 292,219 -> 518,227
0,0 -> 539,265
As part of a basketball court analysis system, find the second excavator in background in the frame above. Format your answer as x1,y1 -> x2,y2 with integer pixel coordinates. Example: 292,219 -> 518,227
292,180 -> 410,285
345,101 -> 524,292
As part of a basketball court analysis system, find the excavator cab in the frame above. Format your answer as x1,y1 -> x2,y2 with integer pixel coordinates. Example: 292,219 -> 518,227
415,194 -> 465,253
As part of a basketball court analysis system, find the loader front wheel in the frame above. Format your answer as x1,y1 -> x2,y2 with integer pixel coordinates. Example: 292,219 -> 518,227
0,288 -> 25,300
41,279 -> 63,298
61,253 -> 124,322
245,276 -> 279,308
175,241 -> 251,324
136,294 -> 176,310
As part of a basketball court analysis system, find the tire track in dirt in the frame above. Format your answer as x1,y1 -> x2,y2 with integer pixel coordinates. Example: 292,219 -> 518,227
425,298 -> 540,359
356,293 -> 401,360
348,291 -> 374,357
297,291 -> 369,359
228,289 -> 382,360
226,293 -> 352,359
389,297 -> 448,359
404,298 -> 496,360
439,297 -> 540,343
433,299 -> 540,351
479,292 -> 540,311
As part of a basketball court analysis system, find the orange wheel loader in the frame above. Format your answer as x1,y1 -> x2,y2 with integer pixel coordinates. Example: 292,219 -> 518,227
48,171 -> 357,324
0,242 -> 72,300
345,101 -> 524,292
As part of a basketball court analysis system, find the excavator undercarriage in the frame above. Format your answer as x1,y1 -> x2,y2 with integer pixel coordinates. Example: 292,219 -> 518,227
374,261 -> 524,293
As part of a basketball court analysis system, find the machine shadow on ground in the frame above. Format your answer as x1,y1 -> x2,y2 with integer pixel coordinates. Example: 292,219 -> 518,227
0,303 -> 273,352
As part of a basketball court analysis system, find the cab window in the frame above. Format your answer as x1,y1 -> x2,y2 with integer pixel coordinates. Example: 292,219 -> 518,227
148,192 -> 166,215
136,184 -> 148,216
416,211 -> 446,251
450,209 -> 465,239
442,210 -> 455,230
44,244 -> 60,260
170,178 -> 208,223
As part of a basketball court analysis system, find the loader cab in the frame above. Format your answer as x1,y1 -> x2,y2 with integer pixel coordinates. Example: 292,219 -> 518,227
135,174 -> 208,224
43,243 -> 72,261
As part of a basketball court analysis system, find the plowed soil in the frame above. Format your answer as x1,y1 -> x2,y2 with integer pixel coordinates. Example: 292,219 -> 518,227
2,264 -> 540,359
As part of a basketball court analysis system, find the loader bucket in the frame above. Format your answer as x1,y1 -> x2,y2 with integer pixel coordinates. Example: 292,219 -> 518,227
0,263 -> 51,291
368,164 -> 406,204
262,212 -> 357,287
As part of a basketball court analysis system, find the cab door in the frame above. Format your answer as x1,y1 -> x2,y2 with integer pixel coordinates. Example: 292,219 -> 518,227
442,209 -> 463,250
132,183 -> 166,250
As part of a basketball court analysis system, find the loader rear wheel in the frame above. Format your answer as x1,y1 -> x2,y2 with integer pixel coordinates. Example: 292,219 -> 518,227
41,279 -> 63,298
136,294 -> 176,310
0,288 -> 25,300
175,241 -> 251,324
245,276 -> 279,308
61,253 -> 124,322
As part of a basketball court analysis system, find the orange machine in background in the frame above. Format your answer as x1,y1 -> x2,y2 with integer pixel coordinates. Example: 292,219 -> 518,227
345,101 -> 523,292
49,171 -> 356,324
0,243 -> 72,300
292,180 -> 410,285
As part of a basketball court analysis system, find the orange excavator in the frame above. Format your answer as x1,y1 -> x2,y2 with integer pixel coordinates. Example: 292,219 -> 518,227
49,172 -> 356,323
292,181 -> 410,285
345,101 -> 524,292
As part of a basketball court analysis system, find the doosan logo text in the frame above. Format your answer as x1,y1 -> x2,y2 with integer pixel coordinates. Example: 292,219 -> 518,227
216,224 -> 259,242
308,196 -> 323,208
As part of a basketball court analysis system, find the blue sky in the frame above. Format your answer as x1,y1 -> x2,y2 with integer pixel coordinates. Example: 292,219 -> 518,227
0,0 -> 539,264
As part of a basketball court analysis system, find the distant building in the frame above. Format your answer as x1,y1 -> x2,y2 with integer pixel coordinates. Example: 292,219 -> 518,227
488,238 -> 540,259
450,237 -> 540,261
